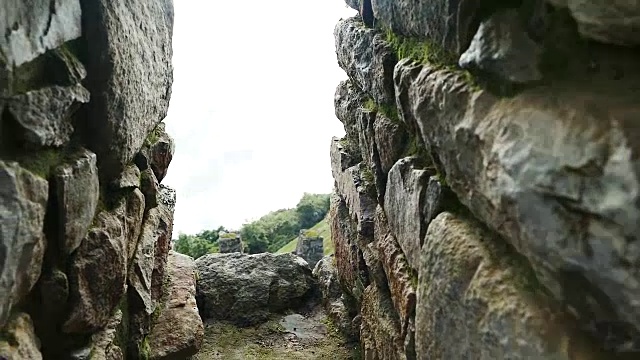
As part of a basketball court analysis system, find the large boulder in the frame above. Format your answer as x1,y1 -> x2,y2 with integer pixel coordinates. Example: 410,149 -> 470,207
139,123 -> 175,183
64,190 -> 145,333
82,0 -> 174,180
416,212 -> 610,359
195,252 -> 315,325
148,252 -> 203,360
548,0 -> 640,46
0,161 -> 48,327
52,149 -> 100,256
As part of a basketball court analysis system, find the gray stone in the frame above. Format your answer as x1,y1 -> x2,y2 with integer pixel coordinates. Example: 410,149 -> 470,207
424,176 -> 452,225
548,0 -> 640,46
83,0 -> 174,180
125,189 -> 146,263
313,255 -> 354,337
195,252 -> 315,325
0,312 -> 43,360
330,141 -> 377,236
329,193 -> 369,303
129,209 -> 160,316
416,212 -> 610,359
218,233 -> 243,253
149,252 -> 204,360
0,0 -> 82,69
374,113 -> 408,176
158,184 -> 176,212
384,157 -> 433,270
370,0 -> 460,54
374,206 -> 415,338
63,190 -> 145,333
3,84 -> 90,147
0,161 -> 48,328
459,9 -> 542,84
140,168 -> 159,209
334,17 -> 396,105
141,122 -> 175,183
295,230 -> 324,268
86,310 -> 124,360
406,62 -> 640,349
393,58 -> 424,137
111,165 -> 140,190
360,284 -> 408,360
53,149 -> 99,255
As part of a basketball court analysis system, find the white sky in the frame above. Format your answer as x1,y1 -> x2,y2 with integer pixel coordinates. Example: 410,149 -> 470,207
163,0 -> 358,235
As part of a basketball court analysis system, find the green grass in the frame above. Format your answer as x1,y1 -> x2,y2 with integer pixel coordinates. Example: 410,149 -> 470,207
276,217 -> 333,255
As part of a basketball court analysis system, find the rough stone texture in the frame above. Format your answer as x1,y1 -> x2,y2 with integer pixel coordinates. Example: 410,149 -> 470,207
383,157 -> 433,270
0,312 -> 43,360
330,141 -> 377,236
64,190 -> 145,333
334,81 -> 366,147
548,0 -> 640,46
0,0 -> 82,69
85,310 -> 124,360
53,149 -> 99,255
360,284 -> 407,360
3,85 -> 90,147
140,168 -> 159,210
373,114 -> 408,176
141,122 -> 175,183
148,252 -> 203,360
370,0 -> 460,53
111,165 -> 140,190
393,59 -> 424,137
0,161 -> 48,328
82,0 -> 174,180
329,193 -> 369,302
151,192 -> 175,303
295,230 -> 324,268
313,255 -> 356,337
195,252 -> 315,325
334,17 -> 396,105
416,212 -> 610,359
459,9 -> 542,84
374,206 -> 415,338
406,62 -> 640,350
218,233 -> 243,253
124,189 -> 146,263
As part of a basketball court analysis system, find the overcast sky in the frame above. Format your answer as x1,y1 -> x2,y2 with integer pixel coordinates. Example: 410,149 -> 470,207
163,0 -> 357,235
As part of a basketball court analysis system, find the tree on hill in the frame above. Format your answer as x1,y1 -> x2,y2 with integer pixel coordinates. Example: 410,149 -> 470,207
172,193 -> 331,257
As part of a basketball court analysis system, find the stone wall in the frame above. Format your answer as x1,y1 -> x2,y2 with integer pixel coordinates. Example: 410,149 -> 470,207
329,0 -> 640,359
0,1 -> 203,359
295,229 -> 324,268
218,232 -> 243,253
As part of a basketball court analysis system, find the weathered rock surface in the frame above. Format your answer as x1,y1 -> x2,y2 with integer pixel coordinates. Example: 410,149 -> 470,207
313,255 -> 354,336
64,190 -> 145,333
3,85 -> 90,147
374,206 -> 415,338
295,230 -> 324,268
0,162 -> 48,327
329,193 -> 369,302
141,123 -> 175,183
459,9 -> 542,84
218,233 -> 243,253
83,0 -> 174,180
360,284 -> 407,360
383,157 -> 432,270
334,17 -> 396,105
0,0 -> 82,69
406,62 -> 640,349
416,212 -> 608,359
0,312 -> 43,360
149,252 -> 203,360
53,149 -> 99,256
549,0 -> 640,46
195,252 -> 315,325
84,309 -> 124,360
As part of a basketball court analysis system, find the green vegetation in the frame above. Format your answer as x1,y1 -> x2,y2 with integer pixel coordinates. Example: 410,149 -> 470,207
383,27 -> 456,67
363,98 -> 400,123
173,193 -> 331,258
277,216 -> 333,255
16,149 -> 66,178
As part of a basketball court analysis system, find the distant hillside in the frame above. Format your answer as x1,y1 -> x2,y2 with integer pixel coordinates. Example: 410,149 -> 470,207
276,216 -> 333,255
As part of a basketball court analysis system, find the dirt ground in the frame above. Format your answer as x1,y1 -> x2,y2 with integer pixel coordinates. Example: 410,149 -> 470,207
192,306 -> 360,360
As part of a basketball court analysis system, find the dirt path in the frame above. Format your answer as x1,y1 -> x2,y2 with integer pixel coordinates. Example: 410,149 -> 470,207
192,307 -> 360,360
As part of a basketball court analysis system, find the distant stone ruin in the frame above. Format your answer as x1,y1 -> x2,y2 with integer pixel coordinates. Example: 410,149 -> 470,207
218,232 -> 243,253
295,230 -> 324,268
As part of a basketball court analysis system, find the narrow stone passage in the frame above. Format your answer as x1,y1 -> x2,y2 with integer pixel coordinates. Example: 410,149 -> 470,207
193,306 -> 359,360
